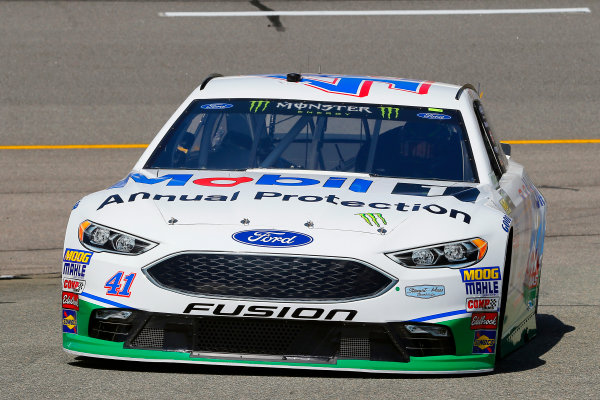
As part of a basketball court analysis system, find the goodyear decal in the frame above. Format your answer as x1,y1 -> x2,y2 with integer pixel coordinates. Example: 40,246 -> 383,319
472,330 -> 497,354
62,309 -> 77,334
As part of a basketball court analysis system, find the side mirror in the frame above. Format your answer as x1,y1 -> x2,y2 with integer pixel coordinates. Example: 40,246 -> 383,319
500,142 -> 511,157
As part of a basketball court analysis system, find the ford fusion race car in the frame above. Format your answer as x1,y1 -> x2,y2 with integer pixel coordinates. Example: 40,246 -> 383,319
62,73 -> 546,374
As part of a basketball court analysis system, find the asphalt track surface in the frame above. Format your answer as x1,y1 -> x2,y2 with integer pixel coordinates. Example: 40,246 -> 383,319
0,1 -> 599,398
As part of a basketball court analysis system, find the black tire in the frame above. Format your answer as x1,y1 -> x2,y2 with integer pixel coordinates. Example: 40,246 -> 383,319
495,229 -> 513,367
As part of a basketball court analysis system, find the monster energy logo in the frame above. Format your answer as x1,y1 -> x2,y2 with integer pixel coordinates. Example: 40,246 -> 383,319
356,213 -> 387,227
249,100 -> 270,112
379,107 -> 400,120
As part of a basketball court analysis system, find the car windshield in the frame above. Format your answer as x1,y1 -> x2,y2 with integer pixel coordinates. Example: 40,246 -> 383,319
145,99 -> 477,182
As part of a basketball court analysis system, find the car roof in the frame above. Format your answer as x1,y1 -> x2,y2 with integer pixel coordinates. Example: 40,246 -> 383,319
194,73 -> 469,110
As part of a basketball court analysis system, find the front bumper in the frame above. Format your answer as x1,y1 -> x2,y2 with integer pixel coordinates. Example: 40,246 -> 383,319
63,299 -> 495,374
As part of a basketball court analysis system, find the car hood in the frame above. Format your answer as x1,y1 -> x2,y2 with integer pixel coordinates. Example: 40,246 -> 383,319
92,170 -> 486,235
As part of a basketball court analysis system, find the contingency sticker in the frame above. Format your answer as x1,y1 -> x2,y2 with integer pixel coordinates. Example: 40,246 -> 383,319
62,309 -> 77,334
472,330 -> 496,354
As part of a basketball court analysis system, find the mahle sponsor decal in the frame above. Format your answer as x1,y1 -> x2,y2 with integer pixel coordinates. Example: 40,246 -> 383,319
184,303 -> 357,321
405,285 -> 445,299
62,248 -> 93,279
249,100 -> 270,112
470,312 -> 498,330
232,230 -> 313,248
472,330 -> 497,354
62,309 -> 77,334
356,213 -> 387,227
466,297 -> 499,312
465,281 -> 499,297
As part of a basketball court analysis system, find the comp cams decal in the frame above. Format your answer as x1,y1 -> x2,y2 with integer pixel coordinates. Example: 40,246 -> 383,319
466,297 -> 499,312
62,248 -> 93,279
232,230 -> 313,248
62,278 -> 85,294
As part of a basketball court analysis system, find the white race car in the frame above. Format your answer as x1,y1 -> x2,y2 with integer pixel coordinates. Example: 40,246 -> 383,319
62,73 -> 546,374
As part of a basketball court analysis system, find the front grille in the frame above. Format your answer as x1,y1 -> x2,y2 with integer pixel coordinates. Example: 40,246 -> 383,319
89,310 -> 456,361
145,253 -> 395,301
195,318 -> 304,354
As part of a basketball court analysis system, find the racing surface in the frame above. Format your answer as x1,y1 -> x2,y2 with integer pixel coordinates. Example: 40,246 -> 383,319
0,0 -> 598,397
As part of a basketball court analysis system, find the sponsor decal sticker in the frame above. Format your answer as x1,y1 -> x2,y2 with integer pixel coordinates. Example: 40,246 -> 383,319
461,266 -> 501,282
200,103 -> 233,110
466,297 -> 499,312
472,330 -> 497,354
470,312 -> 498,330
62,292 -> 79,311
405,285 -> 445,299
462,266 -> 501,297
62,309 -> 77,334
417,112 -> 451,120
232,230 -> 313,248
249,100 -> 270,112
62,278 -> 85,294
465,281 -> 499,297
356,213 -> 387,227
62,248 -> 93,279
502,215 -> 512,232
379,106 -> 400,119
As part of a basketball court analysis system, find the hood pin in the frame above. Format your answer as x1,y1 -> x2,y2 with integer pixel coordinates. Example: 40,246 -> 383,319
377,227 -> 387,235
304,220 -> 314,228
240,218 -> 250,225
168,217 -> 178,225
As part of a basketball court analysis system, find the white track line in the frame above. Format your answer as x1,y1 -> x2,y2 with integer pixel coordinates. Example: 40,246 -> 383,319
160,8 -> 591,18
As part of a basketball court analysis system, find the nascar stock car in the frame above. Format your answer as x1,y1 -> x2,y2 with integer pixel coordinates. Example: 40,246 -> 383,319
62,73 -> 546,374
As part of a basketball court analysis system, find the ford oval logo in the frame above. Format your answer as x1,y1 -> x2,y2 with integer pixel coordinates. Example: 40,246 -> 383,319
201,103 -> 234,110
232,230 -> 313,248
417,112 -> 451,120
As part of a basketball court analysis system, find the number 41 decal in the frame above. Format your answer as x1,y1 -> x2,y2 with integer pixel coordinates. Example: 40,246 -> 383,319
104,272 -> 136,297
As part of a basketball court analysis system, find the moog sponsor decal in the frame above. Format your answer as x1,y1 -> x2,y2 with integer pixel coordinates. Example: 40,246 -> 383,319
62,248 -> 93,279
